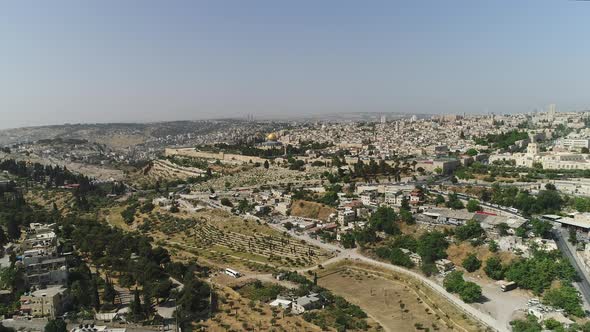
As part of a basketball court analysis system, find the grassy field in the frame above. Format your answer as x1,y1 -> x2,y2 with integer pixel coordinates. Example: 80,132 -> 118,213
317,261 -> 489,332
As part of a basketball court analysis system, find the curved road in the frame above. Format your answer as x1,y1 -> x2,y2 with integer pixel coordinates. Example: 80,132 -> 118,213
268,223 -> 507,332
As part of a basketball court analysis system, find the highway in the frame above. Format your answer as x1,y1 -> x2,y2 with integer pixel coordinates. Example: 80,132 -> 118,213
552,228 -> 590,310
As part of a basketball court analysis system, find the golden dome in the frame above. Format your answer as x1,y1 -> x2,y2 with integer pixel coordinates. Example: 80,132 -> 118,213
267,133 -> 278,141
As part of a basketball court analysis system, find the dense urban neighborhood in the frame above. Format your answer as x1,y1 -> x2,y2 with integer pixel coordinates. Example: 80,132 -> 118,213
2,109 -> 590,331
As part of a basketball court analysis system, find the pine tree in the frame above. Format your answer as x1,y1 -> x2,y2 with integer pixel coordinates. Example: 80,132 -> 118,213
130,288 -> 143,321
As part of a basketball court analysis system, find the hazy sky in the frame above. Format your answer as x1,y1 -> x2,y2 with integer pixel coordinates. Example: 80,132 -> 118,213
2,1 -> 590,129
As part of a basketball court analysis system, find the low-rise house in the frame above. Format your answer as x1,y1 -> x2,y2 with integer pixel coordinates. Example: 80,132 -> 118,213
338,210 -> 356,224
19,286 -> 69,318
269,298 -> 292,309
409,188 -> 425,206
23,256 -> 68,287
292,293 -> 323,314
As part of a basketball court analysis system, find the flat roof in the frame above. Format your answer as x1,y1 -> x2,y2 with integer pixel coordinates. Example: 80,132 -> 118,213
556,217 -> 590,230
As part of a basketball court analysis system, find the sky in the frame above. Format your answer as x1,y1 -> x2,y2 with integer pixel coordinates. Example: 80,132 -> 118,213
2,0 -> 590,129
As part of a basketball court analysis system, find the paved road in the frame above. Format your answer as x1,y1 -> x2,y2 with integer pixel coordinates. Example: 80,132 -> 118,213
267,223 -> 506,332
553,228 -> 590,308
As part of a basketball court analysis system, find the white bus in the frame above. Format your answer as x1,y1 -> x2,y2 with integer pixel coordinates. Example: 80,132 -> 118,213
224,268 -> 241,278
501,281 -> 517,292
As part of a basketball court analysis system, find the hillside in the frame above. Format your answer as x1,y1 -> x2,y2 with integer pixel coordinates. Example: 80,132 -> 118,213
290,199 -> 336,221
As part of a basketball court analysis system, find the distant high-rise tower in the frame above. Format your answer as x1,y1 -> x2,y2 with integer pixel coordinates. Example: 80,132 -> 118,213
547,104 -> 556,121
380,115 -> 386,124
410,115 -> 417,122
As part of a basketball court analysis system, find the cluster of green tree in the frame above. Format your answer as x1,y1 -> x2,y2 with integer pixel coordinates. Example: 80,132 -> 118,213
203,140 -> 331,159
573,196 -> 590,213
349,158 -> 416,183
372,230 -> 450,275
237,280 -> 285,302
485,184 -> 564,215
510,314 -> 590,332
287,157 -> 306,171
59,215 -> 211,327
455,220 -> 485,241
374,235 -> 417,268
473,130 -> 529,150
461,254 -> 482,272
442,271 -> 482,303
60,215 -> 209,319
368,206 -> 400,235
0,188 -> 60,245
173,266 -> 213,330
44,319 -> 67,332
543,285 -> 584,317
445,193 -> 464,210
0,159 -> 94,192
0,265 -> 25,316
416,231 -> 450,275
322,168 -> 351,184
466,199 -> 481,212
484,250 -> 578,296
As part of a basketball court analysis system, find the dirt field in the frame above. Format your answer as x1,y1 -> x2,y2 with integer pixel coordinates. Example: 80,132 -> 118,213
446,242 -> 517,277
317,262 -> 487,332
290,200 -> 336,221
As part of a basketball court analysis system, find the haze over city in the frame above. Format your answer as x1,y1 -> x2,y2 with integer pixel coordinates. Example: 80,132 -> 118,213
2,0 -> 590,129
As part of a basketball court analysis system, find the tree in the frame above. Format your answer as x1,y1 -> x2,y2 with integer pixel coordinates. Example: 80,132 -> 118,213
0,324 -> 15,332
466,199 -> 481,212
434,194 -> 445,206
220,198 -> 233,207
569,227 -> 578,245
6,216 -> 20,240
466,148 -> 478,156
443,271 -> 465,293
263,160 -> 270,169
417,231 -> 448,263
496,223 -> 510,236
175,267 -> 212,329
462,254 -> 481,272
489,240 -> 499,253
399,209 -> 415,224
130,288 -> 144,321
509,315 -> 542,332
44,319 -> 67,332
340,232 -> 356,249
445,193 -> 464,210
455,220 -> 484,241
389,248 -> 414,268
530,218 -> 552,238
484,256 -> 505,280
369,206 -> 399,235
459,281 -> 482,303
543,285 -> 584,317
434,167 -> 443,175
0,228 -> 7,246
103,276 -> 116,305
